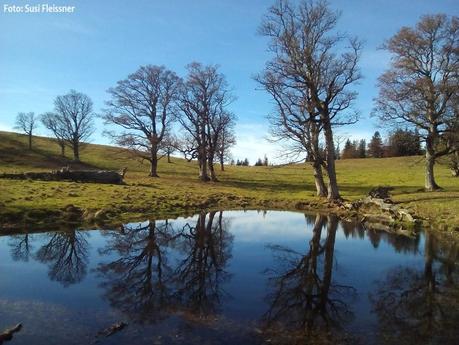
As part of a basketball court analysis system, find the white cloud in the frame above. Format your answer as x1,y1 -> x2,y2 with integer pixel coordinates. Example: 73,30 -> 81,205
231,122 -> 280,164
0,122 -> 11,132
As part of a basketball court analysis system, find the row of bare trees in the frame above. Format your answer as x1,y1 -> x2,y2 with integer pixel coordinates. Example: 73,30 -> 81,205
15,64 -> 237,179
15,90 -> 95,162
257,0 -> 458,198
13,0 -> 457,194
102,62 -> 237,180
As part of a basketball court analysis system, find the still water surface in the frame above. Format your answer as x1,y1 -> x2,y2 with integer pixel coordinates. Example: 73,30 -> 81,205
0,210 -> 458,345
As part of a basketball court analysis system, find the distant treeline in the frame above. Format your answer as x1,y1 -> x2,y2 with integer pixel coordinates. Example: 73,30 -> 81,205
339,130 -> 422,159
230,155 -> 269,167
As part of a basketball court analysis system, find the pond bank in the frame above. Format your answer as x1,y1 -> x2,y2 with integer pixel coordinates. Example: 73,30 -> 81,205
0,189 -> 453,240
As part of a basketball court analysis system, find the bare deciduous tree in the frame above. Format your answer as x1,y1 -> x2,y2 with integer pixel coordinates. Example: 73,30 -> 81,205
41,112 -> 67,157
103,65 -> 181,177
256,70 -> 327,196
216,124 -> 236,171
258,0 -> 361,200
374,14 -> 459,191
14,112 -> 37,150
178,63 -> 235,181
54,90 -> 94,162
160,132 -> 179,163
207,110 -> 236,179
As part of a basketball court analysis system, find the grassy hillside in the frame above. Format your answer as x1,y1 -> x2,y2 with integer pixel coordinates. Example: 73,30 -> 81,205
0,131 -> 458,230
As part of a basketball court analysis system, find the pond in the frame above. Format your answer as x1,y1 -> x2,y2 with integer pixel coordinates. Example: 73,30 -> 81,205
0,210 -> 458,345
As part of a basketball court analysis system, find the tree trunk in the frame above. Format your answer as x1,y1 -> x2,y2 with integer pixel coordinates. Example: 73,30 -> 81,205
198,146 -> 210,182
450,151 -> 459,177
220,154 -> 225,171
208,157 -> 218,182
28,133 -> 32,150
167,152 -> 171,163
310,126 -> 327,197
425,137 -> 440,191
199,161 -> 210,181
312,162 -> 327,197
322,118 -> 340,200
60,143 -> 65,157
149,147 -> 159,177
73,141 -> 80,162
199,124 -> 210,181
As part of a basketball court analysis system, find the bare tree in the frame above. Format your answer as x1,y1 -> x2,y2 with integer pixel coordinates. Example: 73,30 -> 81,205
374,14 -> 459,191
207,110 -> 236,179
14,112 -> 37,150
54,90 -> 94,162
178,63 -> 235,181
103,65 -> 181,177
256,70 -> 327,196
216,124 -> 236,171
41,112 -> 67,157
258,0 -> 362,200
160,132 -> 179,163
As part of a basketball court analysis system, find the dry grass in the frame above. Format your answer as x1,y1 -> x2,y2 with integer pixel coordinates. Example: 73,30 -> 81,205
0,131 -> 458,230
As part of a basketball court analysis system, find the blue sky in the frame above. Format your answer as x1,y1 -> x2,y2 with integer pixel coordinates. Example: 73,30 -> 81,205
1,0 -> 457,162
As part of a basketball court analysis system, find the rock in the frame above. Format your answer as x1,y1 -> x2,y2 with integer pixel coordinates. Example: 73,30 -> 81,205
368,186 -> 393,199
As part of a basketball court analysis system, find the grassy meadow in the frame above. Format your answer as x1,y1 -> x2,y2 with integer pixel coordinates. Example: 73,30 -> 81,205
0,131 -> 458,231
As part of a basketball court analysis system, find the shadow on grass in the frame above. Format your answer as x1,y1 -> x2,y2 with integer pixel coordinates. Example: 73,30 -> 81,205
395,194 -> 459,204
219,178 -> 317,193
0,135 -> 103,171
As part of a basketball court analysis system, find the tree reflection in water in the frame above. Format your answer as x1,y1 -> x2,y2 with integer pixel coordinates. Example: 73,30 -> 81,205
96,220 -> 178,323
262,214 -> 356,344
96,211 -> 233,324
35,230 -> 89,287
173,211 -> 233,320
8,233 -> 33,262
371,232 -> 459,345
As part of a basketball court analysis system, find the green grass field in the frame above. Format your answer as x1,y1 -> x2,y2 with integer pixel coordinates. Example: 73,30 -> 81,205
0,131 -> 458,231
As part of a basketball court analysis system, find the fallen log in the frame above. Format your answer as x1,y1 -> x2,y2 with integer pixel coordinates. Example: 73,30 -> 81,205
0,167 -> 124,184
96,322 -> 127,338
54,169 -> 124,184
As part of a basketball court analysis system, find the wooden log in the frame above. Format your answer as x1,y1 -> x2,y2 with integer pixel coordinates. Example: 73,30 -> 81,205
0,169 -> 124,184
0,323 -> 22,344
